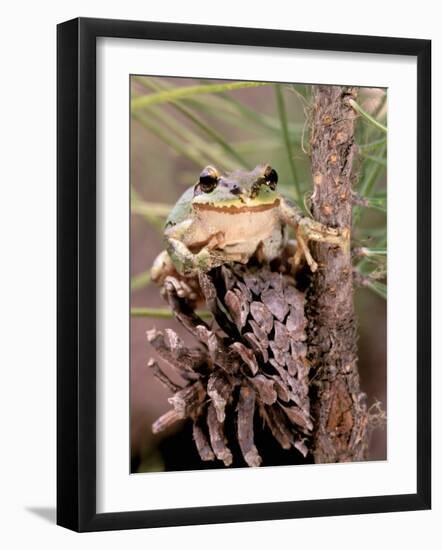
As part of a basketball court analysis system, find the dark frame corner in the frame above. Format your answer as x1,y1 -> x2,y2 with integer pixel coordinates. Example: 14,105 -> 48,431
57,17 -> 431,532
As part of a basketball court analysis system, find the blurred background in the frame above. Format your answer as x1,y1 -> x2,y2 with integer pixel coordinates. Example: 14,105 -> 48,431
130,76 -> 387,473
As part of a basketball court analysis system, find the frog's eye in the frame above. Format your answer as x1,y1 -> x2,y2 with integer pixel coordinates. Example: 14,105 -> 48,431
264,167 -> 278,190
198,166 -> 219,193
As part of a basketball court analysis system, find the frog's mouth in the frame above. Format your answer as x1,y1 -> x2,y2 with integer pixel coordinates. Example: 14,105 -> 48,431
193,198 -> 280,214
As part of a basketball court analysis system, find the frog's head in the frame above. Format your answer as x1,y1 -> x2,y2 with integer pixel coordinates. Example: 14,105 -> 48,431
191,164 -> 280,212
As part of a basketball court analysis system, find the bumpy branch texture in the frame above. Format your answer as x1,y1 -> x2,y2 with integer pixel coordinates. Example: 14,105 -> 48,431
307,85 -> 368,462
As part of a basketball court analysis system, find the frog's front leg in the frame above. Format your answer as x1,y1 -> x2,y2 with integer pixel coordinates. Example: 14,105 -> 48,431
279,197 -> 349,272
150,249 -> 199,302
166,237 -> 223,275
166,232 -> 248,276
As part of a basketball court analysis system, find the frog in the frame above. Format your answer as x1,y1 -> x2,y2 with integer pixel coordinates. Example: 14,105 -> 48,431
151,164 -> 348,289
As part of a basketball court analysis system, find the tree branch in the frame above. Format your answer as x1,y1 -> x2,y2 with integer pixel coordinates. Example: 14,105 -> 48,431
307,86 -> 368,463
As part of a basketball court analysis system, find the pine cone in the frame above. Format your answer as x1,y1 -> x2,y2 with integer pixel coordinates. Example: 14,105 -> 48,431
148,257 -> 312,467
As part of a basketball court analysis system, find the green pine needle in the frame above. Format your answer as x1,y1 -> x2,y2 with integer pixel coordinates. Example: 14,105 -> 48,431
349,98 -> 387,134
275,84 -> 301,200
131,307 -> 211,319
131,270 -> 151,291
131,81 -> 269,111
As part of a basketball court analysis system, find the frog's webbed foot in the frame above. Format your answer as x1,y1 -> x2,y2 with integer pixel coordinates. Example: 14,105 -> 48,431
167,237 -> 228,275
294,218 -> 350,272
151,250 -> 203,305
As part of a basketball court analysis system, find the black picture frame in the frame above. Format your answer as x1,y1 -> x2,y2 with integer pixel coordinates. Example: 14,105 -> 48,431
57,17 -> 431,532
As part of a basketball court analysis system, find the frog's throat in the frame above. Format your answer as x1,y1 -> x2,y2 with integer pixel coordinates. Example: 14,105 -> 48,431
193,198 -> 280,214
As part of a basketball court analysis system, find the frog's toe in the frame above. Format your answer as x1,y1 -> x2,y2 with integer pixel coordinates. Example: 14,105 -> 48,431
208,231 -> 226,249
293,236 -> 318,273
163,275 -> 194,300
151,250 -> 175,284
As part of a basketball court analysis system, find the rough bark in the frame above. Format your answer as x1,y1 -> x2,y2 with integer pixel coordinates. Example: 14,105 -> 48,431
307,86 -> 368,463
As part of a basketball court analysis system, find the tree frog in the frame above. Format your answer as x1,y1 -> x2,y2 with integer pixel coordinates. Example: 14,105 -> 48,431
151,164 -> 346,285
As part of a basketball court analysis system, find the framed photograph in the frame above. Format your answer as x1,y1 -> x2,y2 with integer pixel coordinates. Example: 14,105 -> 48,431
57,17 -> 431,532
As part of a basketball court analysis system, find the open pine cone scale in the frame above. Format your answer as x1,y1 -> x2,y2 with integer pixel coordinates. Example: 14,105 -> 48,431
147,258 -> 312,467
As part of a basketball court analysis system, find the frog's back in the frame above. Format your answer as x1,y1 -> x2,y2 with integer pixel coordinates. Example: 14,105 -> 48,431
165,187 -> 194,229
